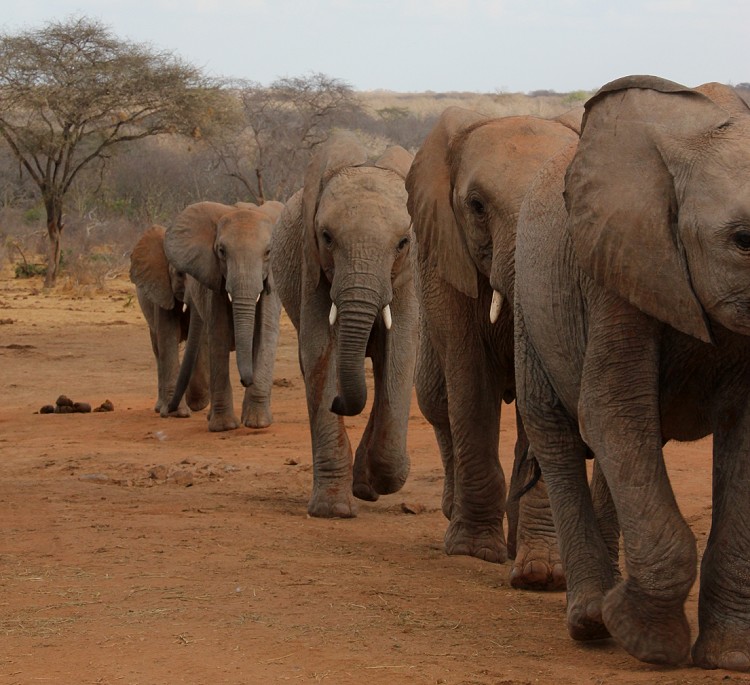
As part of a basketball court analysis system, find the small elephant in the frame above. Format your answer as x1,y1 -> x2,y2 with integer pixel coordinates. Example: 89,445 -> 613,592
129,225 -> 209,417
406,106 -> 584,589
271,132 -> 417,518
164,201 -> 283,432
515,76 -> 750,670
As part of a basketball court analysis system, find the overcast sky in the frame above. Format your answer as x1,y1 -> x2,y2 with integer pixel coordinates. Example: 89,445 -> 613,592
2,1 -> 748,93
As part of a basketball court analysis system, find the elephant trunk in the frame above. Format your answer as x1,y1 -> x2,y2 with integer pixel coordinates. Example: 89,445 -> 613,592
231,296 -> 257,387
167,308 -> 204,413
331,298 -> 380,416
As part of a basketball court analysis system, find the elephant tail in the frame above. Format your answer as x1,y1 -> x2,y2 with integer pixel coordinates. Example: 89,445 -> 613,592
167,307 -> 204,414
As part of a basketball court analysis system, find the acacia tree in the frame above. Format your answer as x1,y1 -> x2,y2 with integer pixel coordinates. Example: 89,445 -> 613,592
0,16 -> 224,286
209,73 -> 363,202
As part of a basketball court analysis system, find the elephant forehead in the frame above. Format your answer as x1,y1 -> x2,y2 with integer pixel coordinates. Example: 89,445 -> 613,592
218,213 -> 273,242
457,118 -> 576,180
317,171 -> 409,229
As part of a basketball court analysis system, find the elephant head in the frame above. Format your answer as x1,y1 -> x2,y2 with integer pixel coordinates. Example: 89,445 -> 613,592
564,75 -> 750,343
302,132 -> 413,416
164,201 -> 280,387
406,106 -> 580,321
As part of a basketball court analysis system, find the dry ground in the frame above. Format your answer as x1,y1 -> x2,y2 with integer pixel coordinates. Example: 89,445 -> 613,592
0,269 -> 747,685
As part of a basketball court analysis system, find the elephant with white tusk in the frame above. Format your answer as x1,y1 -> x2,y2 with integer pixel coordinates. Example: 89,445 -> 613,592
164,200 -> 283,432
515,76 -> 750,670
406,106 -> 595,590
271,132 -> 418,518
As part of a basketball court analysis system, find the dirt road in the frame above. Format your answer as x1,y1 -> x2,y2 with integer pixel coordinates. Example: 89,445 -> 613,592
0,271 -> 743,684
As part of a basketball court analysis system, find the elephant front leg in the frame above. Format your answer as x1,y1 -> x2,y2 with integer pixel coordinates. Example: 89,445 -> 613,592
515,305 -> 613,638
353,296 -> 417,501
242,293 -> 281,429
692,401 -> 750,672
580,307 -> 694,665
301,304 -> 357,518
412,314 -> 455,518
207,293 -> 239,432
156,307 -> 190,418
442,355 -> 507,564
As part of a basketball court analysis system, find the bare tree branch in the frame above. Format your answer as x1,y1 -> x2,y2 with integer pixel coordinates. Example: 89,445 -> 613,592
0,15 -> 229,286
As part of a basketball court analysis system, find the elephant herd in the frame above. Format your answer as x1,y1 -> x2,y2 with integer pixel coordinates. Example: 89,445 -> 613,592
129,75 -> 750,673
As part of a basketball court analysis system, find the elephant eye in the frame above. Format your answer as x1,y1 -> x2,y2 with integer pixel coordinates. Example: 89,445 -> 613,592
216,244 -> 227,259
733,230 -> 750,252
321,229 -> 333,247
397,236 -> 409,252
468,197 -> 486,217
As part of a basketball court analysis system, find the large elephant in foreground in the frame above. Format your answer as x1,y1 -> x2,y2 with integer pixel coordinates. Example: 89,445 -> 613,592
515,76 -> 750,670
271,132 -> 417,518
405,107 -> 586,589
165,201 -> 283,432
129,225 -> 209,417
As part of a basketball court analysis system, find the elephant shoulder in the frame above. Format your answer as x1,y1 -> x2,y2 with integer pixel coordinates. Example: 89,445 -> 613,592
270,190 -> 304,325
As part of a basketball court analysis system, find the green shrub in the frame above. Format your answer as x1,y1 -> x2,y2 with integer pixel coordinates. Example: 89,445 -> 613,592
15,262 -> 46,278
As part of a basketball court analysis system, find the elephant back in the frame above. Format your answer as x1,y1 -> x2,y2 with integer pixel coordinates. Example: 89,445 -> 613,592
130,225 -> 175,310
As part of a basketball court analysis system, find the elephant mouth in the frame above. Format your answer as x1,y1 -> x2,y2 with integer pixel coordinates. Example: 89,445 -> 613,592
328,302 -> 393,331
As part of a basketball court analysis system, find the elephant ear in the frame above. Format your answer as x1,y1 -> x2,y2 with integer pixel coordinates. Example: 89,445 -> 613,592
257,200 -> 285,225
130,225 -> 175,310
374,146 -> 413,179
302,131 -> 368,289
555,106 -> 584,135
165,201 -> 231,292
406,106 -> 487,298
565,75 -> 731,342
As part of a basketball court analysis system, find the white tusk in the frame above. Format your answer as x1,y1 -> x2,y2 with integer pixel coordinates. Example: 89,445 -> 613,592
382,304 -> 392,331
256,293 -> 261,303
182,303 -> 187,313
329,302 -> 338,326
227,292 -> 233,303
489,290 -> 503,324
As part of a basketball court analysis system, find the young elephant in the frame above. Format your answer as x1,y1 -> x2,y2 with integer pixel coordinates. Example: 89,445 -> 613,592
129,225 -> 209,417
406,107 -> 586,589
271,132 -> 417,518
515,76 -> 750,670
164,201 -> 283,432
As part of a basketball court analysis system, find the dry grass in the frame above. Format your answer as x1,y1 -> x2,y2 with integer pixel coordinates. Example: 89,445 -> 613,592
360,89 -> 591,119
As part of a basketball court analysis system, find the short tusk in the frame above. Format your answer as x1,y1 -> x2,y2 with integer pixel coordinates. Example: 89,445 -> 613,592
382,304 -> 392,330
489,290 -> 503,324
256,293 -> 261,303
227,292 -> 233,303
182,303 -> 187,313
329,302 -> 338,326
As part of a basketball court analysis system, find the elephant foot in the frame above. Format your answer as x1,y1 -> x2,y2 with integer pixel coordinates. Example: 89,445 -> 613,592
602,580 -> 691,665
352,448 -> 409,500
208,412 -> 240,432
242,403 -> 273,429
692,618 -> 750,671
444,518 -> 507,564
352,480 -> 379,502
509,539 -> 565,591
567,590 -> 610,641
308,482 -> 358,518
162,404 -> 191,419
186,391 -> 210,412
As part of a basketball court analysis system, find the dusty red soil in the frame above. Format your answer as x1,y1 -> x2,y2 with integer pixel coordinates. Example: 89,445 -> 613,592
0,269 -> 747,685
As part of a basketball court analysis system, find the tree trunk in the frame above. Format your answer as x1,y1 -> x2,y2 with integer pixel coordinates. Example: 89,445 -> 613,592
44,196 -> 64,288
